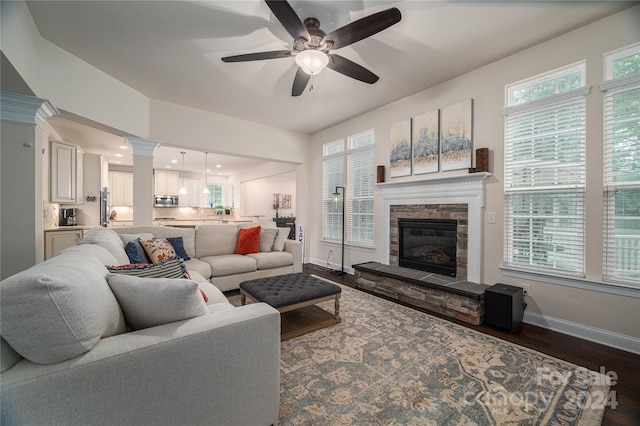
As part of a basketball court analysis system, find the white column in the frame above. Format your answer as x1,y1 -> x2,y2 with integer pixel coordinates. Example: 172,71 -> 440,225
126,136 -> 159,226
1,90 -> 58,279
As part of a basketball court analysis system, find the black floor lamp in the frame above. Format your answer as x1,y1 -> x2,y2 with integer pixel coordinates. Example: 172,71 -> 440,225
331,186 -> 346,275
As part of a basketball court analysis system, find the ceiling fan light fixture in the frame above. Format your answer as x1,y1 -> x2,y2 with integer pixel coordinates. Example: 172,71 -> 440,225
295,49 -> 328,75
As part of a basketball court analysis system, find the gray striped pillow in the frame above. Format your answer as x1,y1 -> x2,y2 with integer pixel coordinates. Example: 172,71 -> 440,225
106,258 -> 188,279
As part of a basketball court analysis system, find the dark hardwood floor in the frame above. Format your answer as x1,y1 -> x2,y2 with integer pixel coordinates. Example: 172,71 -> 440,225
303,263 -> 640,426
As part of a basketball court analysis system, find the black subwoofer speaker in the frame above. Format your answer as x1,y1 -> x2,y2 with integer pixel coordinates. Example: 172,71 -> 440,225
484,284 -> 525,331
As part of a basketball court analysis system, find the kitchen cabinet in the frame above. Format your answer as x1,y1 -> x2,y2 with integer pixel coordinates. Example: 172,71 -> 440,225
178,178 -> 202,207
154,169 -> 180,196
109,171 -> 133,206
50,141 -> 83,204
45,229 -> 85,260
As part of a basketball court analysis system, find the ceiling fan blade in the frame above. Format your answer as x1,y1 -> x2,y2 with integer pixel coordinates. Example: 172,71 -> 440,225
324,7 -> 401,50
265,0 -> 310,41
221,50 -> 292,62
327,54 -> 379,84
292,67 -> 310,96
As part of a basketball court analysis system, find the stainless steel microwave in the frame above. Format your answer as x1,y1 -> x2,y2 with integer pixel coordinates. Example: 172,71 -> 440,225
154,196 -> 179,206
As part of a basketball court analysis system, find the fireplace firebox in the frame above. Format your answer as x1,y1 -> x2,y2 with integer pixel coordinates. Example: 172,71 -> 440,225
398,218 -> 457,277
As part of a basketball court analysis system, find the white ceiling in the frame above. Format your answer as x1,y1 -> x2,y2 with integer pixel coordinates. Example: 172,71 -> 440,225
23,0 -> 634,171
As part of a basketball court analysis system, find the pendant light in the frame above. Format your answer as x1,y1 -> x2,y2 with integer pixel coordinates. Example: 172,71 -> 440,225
179,152 -> 187,195
203,152 -> 210,194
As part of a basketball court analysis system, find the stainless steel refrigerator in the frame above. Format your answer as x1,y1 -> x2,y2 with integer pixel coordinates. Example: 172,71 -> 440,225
99,187 -> 110,227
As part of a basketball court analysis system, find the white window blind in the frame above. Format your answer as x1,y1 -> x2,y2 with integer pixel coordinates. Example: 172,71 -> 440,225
347,131 -> 375,246
322,141 -> 344,241
601,44 -> 640,285
503,63 -> 587,276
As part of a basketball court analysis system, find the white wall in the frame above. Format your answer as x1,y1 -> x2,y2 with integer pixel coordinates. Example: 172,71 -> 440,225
307,6 -> 640,348
1,1 -> 150,138
240,173 -> 296,220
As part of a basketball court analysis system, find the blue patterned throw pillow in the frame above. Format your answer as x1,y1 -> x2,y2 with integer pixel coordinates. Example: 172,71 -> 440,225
166,237 -> 190,260
124,239 -> 148,264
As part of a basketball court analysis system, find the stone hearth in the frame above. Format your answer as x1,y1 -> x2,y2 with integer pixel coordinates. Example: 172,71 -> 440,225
354,262 -> 489,325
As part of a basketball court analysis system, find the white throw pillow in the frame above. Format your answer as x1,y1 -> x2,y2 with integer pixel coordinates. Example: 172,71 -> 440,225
272,227 -> 290,251
106,274 -> 209,331
0,253 -> 126,364
260,229 -> 278,252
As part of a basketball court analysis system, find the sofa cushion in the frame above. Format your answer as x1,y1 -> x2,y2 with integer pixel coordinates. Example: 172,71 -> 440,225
198,281 -> 231,305
260,229 -> 278,252
0,253 -> 126,364
1,337 -> 22,373
106,258 -> 189,279
195,224 -> 238,257
234,226 -> 261,255
272,227 -> 290,251
59,244 -> 119,266
200,254 -> 257,277
246,251 -> 295,270
119,233 -> 154,245
106,274 -> 210,331
124,239 -> 149,264
79,227 -> 130,264
184,258 -> 212,280
140,238 -> 177,263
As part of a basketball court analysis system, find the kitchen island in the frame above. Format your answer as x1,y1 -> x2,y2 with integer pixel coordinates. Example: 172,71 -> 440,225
153,218 -> 253,228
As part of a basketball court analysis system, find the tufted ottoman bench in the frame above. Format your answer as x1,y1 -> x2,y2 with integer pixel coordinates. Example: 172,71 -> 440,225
239,273 -> 341,340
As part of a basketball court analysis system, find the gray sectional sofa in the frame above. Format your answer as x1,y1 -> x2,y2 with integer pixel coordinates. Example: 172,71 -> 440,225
0,223 -> 293,425
112,222 -> 303,292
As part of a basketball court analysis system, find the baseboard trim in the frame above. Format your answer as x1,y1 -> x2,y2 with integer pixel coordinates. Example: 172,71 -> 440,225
523,311 -> 640,355
308,258 -> 354,275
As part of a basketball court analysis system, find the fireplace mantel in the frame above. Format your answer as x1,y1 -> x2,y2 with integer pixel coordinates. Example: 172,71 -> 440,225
378,172 -> 490,283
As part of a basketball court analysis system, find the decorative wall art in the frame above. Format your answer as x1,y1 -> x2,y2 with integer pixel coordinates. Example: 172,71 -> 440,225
411,109 -> 439,174
273,193 -> 292,210
440,99 -> 473,171
389,118 -> 412,177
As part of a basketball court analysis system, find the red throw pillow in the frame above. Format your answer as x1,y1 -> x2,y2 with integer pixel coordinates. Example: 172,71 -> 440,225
234,226 -> 261,254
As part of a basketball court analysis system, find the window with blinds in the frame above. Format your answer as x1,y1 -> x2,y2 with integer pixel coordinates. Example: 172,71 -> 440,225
601,43 -> 640,286
503,62 -> 587,276
322,131 -> 375,247
347,131 -> 375,246
322,140 -> 344,241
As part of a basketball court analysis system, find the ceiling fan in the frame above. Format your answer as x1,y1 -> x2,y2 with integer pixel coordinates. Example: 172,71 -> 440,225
221,0 -> 401,96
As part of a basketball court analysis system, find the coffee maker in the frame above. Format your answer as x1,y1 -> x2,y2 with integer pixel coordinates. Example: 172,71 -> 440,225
59,208 -> 78,226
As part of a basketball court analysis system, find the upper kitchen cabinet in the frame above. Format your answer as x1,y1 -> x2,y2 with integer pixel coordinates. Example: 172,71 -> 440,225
178,178 -> 202,207
154,169 -> 180,196
50,140 -> 84,204
109,171 -> 133,206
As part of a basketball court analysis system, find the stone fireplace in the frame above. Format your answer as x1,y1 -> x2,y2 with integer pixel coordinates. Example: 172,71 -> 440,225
392,205 -> 467,280
379,173 -> 489,283
353,173 -> 491,325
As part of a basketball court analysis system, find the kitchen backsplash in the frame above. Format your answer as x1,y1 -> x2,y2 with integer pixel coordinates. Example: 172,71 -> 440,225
110,206 -> 241,221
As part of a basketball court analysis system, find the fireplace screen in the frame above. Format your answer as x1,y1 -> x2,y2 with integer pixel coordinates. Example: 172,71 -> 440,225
398,218 -> 457,276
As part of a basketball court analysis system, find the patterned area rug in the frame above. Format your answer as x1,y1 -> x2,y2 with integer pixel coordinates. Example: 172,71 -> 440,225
228,278 -> 608,425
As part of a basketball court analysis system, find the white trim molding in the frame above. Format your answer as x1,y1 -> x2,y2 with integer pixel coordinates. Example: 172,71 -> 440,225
126,136 -> 160,157
524,311 -> 640,355
378,172 -> 490,283
0,90 -> 58,128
